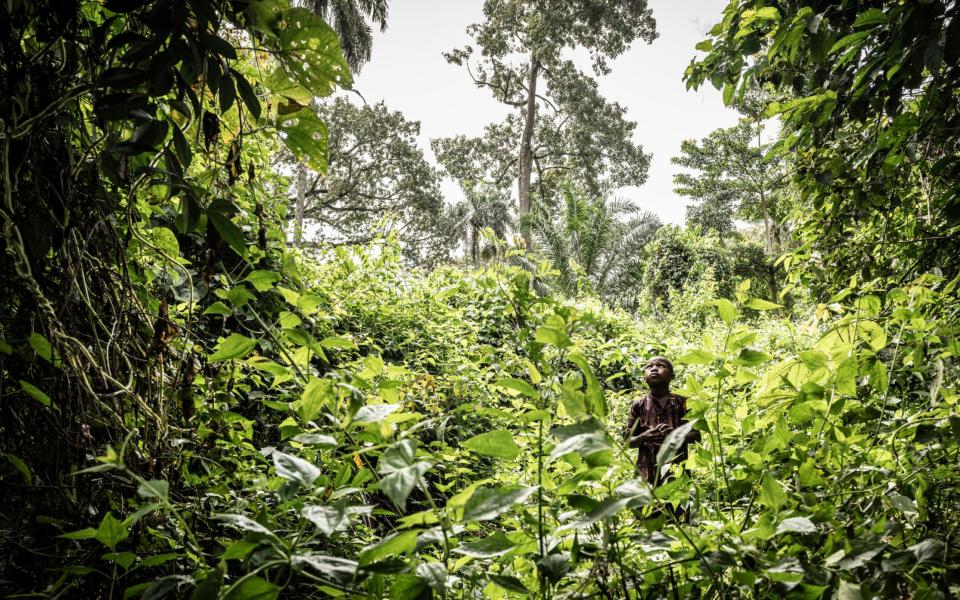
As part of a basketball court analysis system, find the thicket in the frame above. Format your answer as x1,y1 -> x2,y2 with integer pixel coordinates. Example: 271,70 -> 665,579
1,1 -> 958,599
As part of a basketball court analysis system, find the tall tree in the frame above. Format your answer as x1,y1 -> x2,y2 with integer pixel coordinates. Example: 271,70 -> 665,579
290,98 -> 445,259
671,116 -> 788,251
443,0 -> 658,237
524,185 -> 661,303
301,0 -> 389,72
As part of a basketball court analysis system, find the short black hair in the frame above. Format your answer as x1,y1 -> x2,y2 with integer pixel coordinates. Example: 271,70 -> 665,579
646,355 -> 674,375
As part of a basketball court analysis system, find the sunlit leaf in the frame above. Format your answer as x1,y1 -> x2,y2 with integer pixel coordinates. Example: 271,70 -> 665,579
463,430 -> 520,460
209,333 -> 257,362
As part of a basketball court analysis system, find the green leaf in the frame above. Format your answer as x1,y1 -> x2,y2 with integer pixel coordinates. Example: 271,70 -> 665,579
225,575 -> 278,600
149,226 -> 180,258
243,270 -> 281,292
290,553 -> 357,583
95,512 -> 129,551
209,333 -> 257,362
291,433 -> 338,447
215,514 -> 278,539
656,420 -> 698,471
19,380 -> 52,407
354,403 -> 401,423
489,574 -> 529,594
217,285 -> 256,307
711,299 -> 737,324
416,563 -> 447,595
837,581 -> 862,600
273,451 -> 320,486
535,325 -> 571,348
676,349 -> 715,365
207,203 -> 247,258
733,349 -> 772,366
775,516 -> 816,535
295,377 -> 332,423
463,430 -> 520,460
388,574 -> 429,600
548,432 -> 611,467
758,474 -> 788,511
275,8 -> 352,96
203,301 -> 233,316
746,298 -> 781,310
277,108 -> 329,173
853,8 -> 887,28
494,377 -> 538,399
319,335 -> 356,349
302,503 -> 350,536
378,462 -> 430,510
461,485 -> 536,522
359,530 -> 419,566
28,332 -> 55,364
61,527 -> 98,540
5,453 -> 32,484
453,531 -> 516,558
857,320 -> 887,351
137,480 -> 169,501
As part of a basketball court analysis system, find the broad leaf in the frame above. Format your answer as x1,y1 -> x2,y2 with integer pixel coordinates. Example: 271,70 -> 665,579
463,430 -> 520,460
273,451 -> 321,486
461,485 -> 536,522
209,333 -> 257,362
453,531 -> 516,558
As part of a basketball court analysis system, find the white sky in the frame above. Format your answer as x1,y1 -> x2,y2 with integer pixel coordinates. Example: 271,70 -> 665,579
345,0 -> 741,225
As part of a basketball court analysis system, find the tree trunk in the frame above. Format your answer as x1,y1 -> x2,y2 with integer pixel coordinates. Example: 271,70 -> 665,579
517,54 -> 540,246
295,166 -> 307,247
759,188 -> 772,254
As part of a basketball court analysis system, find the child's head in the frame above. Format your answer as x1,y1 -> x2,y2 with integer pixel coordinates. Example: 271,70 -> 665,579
643,356 -> 674,387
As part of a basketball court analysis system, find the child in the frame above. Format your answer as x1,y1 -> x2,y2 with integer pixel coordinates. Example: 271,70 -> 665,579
624,356 -> 700,485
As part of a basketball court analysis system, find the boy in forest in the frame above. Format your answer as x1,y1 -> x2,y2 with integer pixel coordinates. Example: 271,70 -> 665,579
624,356 -> 700,486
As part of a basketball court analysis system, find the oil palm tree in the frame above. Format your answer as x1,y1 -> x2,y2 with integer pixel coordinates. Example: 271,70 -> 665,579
525,185 -> 661,304
448,182 -> 514,264
301,0 -> 389,72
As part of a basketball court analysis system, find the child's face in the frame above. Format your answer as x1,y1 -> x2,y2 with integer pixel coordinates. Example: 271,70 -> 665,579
644,358 -> 673,385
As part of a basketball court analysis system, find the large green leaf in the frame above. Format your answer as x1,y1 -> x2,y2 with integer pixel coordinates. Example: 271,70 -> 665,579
461,485 -> 536,522
272,451 -> 320,486
655,420 -> 697,472
359,530 -> 419,566
302,503 -> 350,536
758,474 -> 788,511
209,333 -> 258,362
462,430 -> 520,460
277,108 -> 328,174
290,553 -> 358,584
224,575 -> 278,600
95,512 -> 128,551
275,8 -> 352,96
453,531 -> 516,558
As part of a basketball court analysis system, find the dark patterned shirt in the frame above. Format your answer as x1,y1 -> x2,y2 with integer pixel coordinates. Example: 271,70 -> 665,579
624,393 -> 700,485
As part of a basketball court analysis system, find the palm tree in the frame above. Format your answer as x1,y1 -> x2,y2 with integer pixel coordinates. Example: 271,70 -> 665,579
448,182 -> 514,264
525,185 -> 661,304
301,0 -> 389,72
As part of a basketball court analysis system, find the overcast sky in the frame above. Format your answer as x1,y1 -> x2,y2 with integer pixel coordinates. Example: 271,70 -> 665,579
344,0 -> 741,225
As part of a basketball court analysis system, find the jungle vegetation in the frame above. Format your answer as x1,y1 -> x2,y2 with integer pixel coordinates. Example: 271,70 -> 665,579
0,0 -> 958,599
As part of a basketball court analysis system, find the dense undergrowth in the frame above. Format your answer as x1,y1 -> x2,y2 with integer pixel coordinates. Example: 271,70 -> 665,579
2,0 -> 959,598
6,237 -> 959,598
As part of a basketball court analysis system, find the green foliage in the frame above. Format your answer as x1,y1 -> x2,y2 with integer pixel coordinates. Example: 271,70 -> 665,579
3,0 -> 959,598
686,0 -> 960,293
672,114 -> 789,250
524,184 -> 662,305
290,97 -> 450,265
